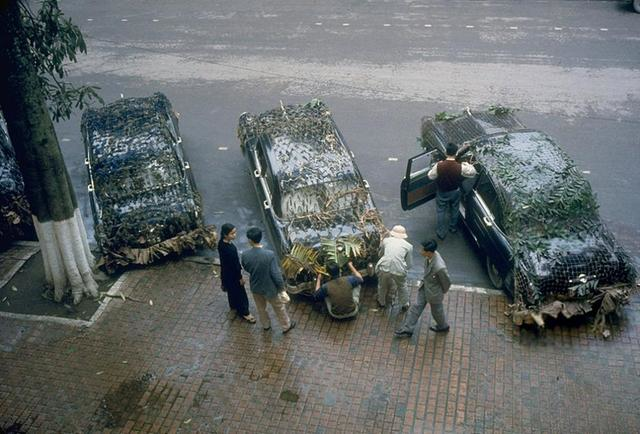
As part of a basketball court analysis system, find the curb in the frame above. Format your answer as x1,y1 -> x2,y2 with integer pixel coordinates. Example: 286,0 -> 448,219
0,272 -> 129,327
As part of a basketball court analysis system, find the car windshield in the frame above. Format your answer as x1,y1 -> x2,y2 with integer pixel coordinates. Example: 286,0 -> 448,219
279,179 -> 363,220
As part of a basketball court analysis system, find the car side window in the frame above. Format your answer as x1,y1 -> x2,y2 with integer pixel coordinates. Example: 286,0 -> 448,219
475,174 -> 503,226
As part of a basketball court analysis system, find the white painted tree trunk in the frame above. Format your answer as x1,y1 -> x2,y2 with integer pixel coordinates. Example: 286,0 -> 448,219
32,208 -> 99,304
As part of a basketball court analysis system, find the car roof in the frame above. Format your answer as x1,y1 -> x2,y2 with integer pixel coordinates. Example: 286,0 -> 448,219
248,101 -> 360,192
264,134 -> 359,191
472,130 -> 600,236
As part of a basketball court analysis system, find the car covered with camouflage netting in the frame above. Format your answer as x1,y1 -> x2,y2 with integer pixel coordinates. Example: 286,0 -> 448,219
401,107 -> 637,330
82,93 -> 215,271
0,117 -> 34,248
238,99 -> 385,295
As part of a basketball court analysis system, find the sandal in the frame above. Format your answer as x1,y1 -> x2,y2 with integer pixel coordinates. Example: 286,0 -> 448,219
242,314 -> 256,324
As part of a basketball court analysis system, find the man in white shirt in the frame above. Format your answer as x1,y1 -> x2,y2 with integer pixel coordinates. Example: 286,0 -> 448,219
428,142 -> 477,240
375,225 -> 413,311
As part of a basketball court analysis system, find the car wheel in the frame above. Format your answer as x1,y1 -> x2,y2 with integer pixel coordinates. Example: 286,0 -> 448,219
635,0 -> 640,13
486,256 -> 504,289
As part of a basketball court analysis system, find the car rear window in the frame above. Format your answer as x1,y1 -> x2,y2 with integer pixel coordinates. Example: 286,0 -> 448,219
279,180 -> 360,219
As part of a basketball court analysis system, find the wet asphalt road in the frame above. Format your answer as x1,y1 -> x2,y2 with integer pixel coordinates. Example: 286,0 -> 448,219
51,0 -> 640,287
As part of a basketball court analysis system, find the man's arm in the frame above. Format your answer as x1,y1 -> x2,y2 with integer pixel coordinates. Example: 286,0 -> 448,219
427,162 -> 438,180
405,245 -> 413,270
461,162 -> 477,178
436,269 -> 451,293
312,276 -> 328,301
347,261 -> 364,283
269,254 -> 285,290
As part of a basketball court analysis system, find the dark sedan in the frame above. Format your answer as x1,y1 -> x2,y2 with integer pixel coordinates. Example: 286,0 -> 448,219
401,109 -> 636,326
82,92 -> 215,271
238,100 -> 384,294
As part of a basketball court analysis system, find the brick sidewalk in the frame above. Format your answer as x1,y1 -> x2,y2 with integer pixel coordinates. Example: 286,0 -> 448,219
1,259 -> 639,433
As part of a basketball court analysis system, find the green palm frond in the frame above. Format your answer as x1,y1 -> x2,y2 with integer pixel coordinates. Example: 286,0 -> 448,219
281,243 -> 324,280
320,236 -> 364,267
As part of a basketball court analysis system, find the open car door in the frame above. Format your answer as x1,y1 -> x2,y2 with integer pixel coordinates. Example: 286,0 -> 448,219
400,150 -> 439,211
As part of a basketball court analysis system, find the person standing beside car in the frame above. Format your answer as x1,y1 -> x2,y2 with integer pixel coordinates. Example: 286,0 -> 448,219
313,261 -> 364,320
241,227 -> 296,334
428,142 -> 477,240
375,225 -> 413,311
395,239 -> 451,337
217,223 -> 256,324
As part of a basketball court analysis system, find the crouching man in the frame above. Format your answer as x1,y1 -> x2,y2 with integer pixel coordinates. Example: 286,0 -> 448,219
313,261 -> 364,319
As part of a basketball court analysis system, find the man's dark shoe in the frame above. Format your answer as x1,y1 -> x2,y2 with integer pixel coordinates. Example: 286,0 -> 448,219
282,321 -> 296,334
263,326 -> 271,331
376,300 -> 386,309
436,233 -> 446,241
429,325 -> 450,333
401,303 -> 410,312
394,330 -> 412,338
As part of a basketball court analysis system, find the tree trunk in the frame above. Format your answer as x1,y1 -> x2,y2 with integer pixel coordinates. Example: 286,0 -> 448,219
0,0 -> 98,303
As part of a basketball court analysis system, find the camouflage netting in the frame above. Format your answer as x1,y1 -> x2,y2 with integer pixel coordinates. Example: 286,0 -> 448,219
238,100 -> 385,292
0,118 -> 33,247
422,109 -> 637,331
82,93 -> 215,270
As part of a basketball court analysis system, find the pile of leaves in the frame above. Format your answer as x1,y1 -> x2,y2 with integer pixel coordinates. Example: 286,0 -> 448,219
82,93 -> 215,270
0,119 -> 33,247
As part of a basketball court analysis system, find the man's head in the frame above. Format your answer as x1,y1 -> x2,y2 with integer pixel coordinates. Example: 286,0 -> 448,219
445,143 -> 458,157
246,227 -> 263,244
389,225 -> 408,239
326,262 -> 340,279
420,239 -> 438,258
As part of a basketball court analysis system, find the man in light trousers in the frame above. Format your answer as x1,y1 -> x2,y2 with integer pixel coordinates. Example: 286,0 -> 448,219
395,239 -> 451,337
241,227 -> 296,334
375,225 -> 413,311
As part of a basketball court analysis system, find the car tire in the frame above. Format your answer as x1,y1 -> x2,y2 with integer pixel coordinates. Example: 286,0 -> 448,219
634,0 -> 640,13
486,256 -> 504,290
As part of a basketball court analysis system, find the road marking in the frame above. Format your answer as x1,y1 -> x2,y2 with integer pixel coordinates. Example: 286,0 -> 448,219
315,22 -> 322,26
465,25 -> 475,29
87,18 -> 94,22
218,146 -> 229,151
600,28 -> 608,32
61,138 -> 71,142
121,18 -> 128,22
509,26 -> 518,30
424,24 -> 432,28
554,27 -> 563,30
152,19 -> 159,22
383,23 -> 392,27
387,157 -> 398,161
342,23 -> 350,27
582,170 -> 591,174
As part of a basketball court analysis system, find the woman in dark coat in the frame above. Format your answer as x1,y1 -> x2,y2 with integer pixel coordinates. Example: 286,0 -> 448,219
217,223 -> 256,323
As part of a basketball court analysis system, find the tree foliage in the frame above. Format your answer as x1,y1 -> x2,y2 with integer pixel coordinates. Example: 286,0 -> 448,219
15,0 -> 102,121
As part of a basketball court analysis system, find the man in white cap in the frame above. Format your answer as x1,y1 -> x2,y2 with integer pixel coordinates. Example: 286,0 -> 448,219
375,225 -> 413,310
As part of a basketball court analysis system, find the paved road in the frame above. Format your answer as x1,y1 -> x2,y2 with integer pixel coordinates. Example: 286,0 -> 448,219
53,0 -> 640,287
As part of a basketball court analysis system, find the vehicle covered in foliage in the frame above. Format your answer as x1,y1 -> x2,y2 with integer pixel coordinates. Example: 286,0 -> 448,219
238,99 -> 385,295
82,93 -> 215,271
401,107 -> 637,329
0,118 -> 34,248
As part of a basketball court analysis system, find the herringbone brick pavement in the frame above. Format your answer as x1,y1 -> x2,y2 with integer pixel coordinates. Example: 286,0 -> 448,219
1,259 -> 639,433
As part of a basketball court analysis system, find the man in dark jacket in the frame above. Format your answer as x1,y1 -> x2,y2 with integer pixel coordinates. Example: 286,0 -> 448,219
241,227 -> 295,334
427,142 -> 477,240
395,239 -> 451,337
313,261 -> 363,319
